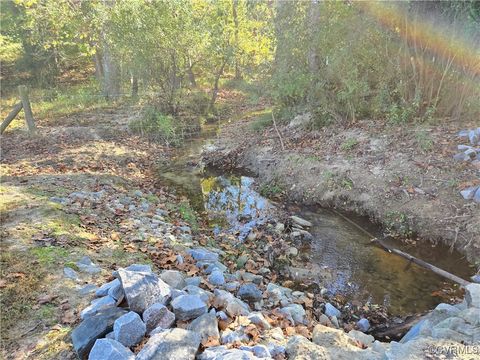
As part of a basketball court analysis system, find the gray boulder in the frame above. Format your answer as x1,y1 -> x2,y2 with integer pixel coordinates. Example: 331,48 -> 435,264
213,289 -> 250,317
183,285 -> 212,303
290,215 -> 313,228
237,283 -> 263,303
88,338 -> 134,360
113,311 -> 146,348
117,269 -> 171,313
64,267 -> 79,280
96,279 -> 120,297
171,295 -> 207,321
143,303 -> 175,333
281,304 -> 306,325
199,346 -> 260,360
108,281 -> 124,303
81,296 -> 117,319
247,312 -> 271,329
286,335 -> 328,360
136,328 -> 200,360
208,270 -> 225,286
72,307 -> 128,359
159,270 -> 186,290
79,284 -> 98,296
187,312 -> 219,341
324,303 -> 341,318
185,276 -> 202,287
465,283 -> 480,308
77,256 -> 101,274
357,318 -> 370,332
187,248 -> 219,262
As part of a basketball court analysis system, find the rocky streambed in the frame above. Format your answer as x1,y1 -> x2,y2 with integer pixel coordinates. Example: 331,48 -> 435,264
71,247 -> 480,359
60,187 -> 479,360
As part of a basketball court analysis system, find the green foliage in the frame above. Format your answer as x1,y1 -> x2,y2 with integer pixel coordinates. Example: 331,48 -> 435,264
340,177 -> 354,190
130,107 -> 184,146
31,246 -> 69,266
272,2 -> 480,123
0,35 -> 23,64
385,211 -> 413,238
250,111 -> 272,132
259,182 -> 283,198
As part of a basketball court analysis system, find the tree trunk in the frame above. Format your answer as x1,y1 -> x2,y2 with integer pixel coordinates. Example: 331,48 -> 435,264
94,48 -> 104,83
101,34 -> 120,100
209,60 -> 227,113
232,0 -> 242,80
307,0 -> 320,75
187,57 -> 196,87
131,73 -> 138,97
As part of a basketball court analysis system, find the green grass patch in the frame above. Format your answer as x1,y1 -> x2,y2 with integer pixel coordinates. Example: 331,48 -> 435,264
30,246 -> 70,266
178,201 -> 199,232
259,182 -> 283,198
250,110 -> 273,132
340,138 -> 358,151
415,130 -> 433,152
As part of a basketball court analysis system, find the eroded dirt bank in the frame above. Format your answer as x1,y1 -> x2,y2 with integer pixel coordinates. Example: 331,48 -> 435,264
204,115 -> 480,266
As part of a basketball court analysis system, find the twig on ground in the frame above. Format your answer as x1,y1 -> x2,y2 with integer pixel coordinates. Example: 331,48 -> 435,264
271,112 -> 285,151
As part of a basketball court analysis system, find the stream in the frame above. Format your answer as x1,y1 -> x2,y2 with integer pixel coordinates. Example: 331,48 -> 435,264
157,120 -> 472,317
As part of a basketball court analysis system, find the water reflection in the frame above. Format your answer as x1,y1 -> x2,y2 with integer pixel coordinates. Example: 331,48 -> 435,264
201,175 -> 271,240
299,207 -> 471,315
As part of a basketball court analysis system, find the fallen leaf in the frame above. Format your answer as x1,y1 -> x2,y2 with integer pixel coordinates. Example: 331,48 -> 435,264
202,336 -> 220,348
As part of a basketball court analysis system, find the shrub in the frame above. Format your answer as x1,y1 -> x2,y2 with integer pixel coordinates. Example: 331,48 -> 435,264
130,107 -> 183,146
272,2 -> 480,125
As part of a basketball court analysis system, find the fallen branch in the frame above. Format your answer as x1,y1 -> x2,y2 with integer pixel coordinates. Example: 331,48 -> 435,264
370,238 -> 470,287
371,314 -> 423,341
271,112 -> 285,151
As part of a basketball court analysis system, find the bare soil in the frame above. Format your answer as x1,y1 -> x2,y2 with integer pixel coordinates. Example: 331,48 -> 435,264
204,115 -> 480,266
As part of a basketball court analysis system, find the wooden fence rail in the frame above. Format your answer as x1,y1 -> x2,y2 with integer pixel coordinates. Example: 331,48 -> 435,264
1,86 -> 36,135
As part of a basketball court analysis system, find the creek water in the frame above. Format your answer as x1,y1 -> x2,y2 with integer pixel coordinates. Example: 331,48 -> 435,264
157,120 -> 473,316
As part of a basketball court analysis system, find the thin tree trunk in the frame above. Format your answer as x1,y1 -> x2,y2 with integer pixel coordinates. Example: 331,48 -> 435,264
187,57 -> 196,87
307,0 -> 320,76
233,0 -> 242,80
94,48 -> 104,82
101,35 -> 120,100
131,74 -> 138,97
209,60 -> 227,113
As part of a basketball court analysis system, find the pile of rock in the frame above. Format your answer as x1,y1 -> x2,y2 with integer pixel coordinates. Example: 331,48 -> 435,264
386,282 -> 480,359
71,244 -> 377,359
454,128 -> 480,203
70,245 -> 480,360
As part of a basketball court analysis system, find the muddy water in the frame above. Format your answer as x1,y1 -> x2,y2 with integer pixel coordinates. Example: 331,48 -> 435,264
156,121 -> 473,316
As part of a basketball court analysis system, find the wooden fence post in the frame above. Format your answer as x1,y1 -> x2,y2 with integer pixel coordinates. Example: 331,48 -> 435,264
0,101 -> 23,135
18,85 -> 36,133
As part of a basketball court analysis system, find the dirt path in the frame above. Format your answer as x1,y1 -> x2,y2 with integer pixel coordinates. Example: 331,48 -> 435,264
204,114 -> 480,267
